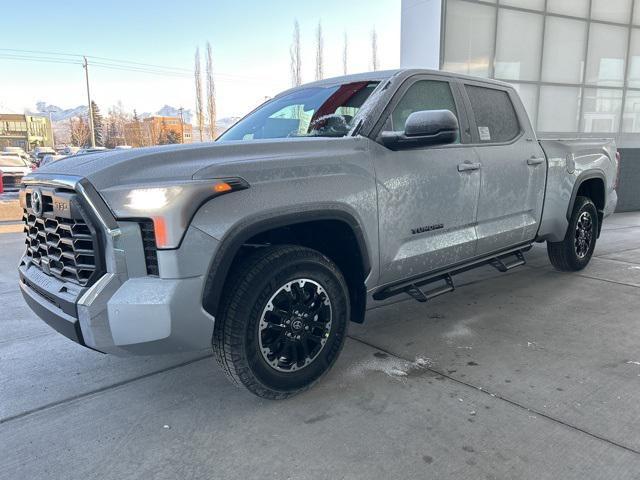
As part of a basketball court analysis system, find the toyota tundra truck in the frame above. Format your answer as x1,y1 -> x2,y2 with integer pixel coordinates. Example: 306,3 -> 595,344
18,69 -> 619,399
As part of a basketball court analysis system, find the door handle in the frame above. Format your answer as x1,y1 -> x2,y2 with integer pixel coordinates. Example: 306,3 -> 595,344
527,157 -> 545,166
458,162 -> 481,172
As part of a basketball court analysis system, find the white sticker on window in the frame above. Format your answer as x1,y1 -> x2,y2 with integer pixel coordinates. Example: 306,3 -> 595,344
478,126 -> 491,141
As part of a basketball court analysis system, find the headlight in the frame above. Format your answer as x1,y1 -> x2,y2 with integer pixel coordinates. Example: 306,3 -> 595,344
100,178 -> 248,248
125,186 -> 183,211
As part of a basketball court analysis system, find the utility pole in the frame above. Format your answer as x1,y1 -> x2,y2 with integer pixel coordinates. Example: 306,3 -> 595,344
83,56 -> 96,148
178,107 -> 185,144
48,111 -> 55,147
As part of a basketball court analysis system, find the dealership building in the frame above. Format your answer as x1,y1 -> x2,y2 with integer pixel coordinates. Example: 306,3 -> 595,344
401,0 -> 640,210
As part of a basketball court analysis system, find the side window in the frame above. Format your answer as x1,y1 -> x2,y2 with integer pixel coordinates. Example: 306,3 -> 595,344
465,85 -> 520,143
388,80 -> 460,143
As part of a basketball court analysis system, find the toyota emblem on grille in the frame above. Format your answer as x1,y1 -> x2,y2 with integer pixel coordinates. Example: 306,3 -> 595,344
31,189 -> 44,217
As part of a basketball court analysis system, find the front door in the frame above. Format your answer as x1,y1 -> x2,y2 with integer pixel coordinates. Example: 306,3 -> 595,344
372,77 -> 481,286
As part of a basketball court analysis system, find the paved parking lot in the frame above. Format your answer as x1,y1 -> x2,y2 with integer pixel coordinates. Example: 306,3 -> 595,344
2,213 -> 640,479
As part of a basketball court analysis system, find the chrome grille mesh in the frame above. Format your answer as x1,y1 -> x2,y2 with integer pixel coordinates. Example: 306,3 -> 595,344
22,190 -> 99,286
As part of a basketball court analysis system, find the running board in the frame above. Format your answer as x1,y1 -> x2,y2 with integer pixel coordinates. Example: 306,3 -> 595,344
373,245 -> 531,303
406,274 -> 455,303
489,251 -> 526,273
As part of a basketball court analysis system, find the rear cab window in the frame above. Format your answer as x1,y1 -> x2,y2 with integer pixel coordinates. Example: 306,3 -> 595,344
464,85 -> 521,144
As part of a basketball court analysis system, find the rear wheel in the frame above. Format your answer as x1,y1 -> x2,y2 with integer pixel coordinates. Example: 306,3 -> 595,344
547,196 -> 598,271
213,245 -> 349,399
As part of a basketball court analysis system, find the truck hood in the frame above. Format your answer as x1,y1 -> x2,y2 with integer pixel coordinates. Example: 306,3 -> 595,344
33,138 -> 350,190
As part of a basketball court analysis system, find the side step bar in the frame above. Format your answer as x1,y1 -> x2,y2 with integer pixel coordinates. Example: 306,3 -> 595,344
406,274 -> 455,303
373,245 -> 530,303
489,251 -> 526,273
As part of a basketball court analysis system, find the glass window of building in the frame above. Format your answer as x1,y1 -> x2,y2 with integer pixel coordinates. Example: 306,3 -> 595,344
465,85 -> 520,142
585,23 -> 628,87
538,86 -> 582,132
591,0 -> 632,24
541,16 -> 587,84
547,0 -> 590,18
443,0 -> 496,77
627,29 -> 640,88
623,90 -> 640,132
512,83 -> 539,126
634,0 -> 640,24
500,0 -> 545,10
581,88 -> 623,133
494,9 -> 543,81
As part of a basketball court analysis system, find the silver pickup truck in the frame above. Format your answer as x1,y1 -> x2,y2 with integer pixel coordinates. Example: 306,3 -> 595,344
18,69 -> 619,399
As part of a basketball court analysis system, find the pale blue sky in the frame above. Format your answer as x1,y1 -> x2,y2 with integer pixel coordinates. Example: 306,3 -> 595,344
0,0 -> 401,118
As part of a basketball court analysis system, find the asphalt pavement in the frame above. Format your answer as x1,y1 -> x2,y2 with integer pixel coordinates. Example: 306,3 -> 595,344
2,213 -> 640,479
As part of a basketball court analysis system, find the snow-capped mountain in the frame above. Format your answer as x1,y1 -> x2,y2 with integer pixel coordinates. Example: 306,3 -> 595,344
34,102 -> 88,122
33,102 -> 193,124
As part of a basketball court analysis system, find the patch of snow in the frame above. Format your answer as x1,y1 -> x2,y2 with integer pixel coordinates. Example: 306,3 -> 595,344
349,355 -> 432,379
626,361 -> 640,366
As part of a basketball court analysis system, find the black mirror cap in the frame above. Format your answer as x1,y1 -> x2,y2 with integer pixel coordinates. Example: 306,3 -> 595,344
379,109 -> 459,151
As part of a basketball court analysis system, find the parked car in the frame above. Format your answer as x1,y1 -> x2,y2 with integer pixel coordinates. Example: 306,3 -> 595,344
75,147 -> 108,156
39,154 -> 66,168
62,146 -> 81,156
0,154 -> 32,190
32,147 -> 56,163
3,147 -> 30,163
18,69 -> 619,399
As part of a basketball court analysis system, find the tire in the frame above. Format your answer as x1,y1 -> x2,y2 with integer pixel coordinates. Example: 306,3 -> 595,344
547,196 -> 599,272
212,245 -> 350,399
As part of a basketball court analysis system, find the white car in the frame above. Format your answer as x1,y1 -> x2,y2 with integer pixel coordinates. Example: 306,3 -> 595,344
0,155 -> 32,190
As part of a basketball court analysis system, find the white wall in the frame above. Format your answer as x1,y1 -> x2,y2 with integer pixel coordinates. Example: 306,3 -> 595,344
400,0 -> 442,69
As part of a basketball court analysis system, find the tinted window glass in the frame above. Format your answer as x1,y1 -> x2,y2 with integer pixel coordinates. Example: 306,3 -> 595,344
388,80 -> 460,142
465,85 -> 520,143
218,82 -> 379,141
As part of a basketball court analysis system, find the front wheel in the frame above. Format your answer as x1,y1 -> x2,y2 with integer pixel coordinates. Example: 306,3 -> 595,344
212,245 -> 350,399
547,196 -> 599,271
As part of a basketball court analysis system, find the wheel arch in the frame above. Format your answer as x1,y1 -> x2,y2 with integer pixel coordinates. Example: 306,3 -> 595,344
202,209 -> 372,324
567,171 -> 606,237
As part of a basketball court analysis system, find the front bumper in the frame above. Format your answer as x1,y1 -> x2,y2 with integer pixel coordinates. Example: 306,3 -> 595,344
20,225 -> 219,356
19,174 -> 220,356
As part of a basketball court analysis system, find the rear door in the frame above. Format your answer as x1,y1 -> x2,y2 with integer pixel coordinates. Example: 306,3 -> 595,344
461,82 -> 546,254
371,75 -> 481,285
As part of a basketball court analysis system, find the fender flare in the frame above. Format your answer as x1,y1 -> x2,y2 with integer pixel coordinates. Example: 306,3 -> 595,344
201,207 -> 372,319
566,170 -> 606,221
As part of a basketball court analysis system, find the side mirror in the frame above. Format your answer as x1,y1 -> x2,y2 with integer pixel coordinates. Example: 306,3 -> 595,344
379,109 -> 459,151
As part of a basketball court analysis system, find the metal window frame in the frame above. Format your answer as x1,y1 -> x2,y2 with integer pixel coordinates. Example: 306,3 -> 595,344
439,0 -> 640,140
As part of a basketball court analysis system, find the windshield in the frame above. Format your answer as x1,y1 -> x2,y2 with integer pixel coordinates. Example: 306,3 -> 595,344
218,81 -> 380,141
0,155 -> 27,167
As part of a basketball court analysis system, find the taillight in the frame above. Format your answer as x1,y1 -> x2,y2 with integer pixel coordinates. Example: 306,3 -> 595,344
614,151 -> 621,190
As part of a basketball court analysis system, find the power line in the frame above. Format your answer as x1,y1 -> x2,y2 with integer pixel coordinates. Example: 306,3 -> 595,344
0,47 -> 263,81
0,53 -> 83,66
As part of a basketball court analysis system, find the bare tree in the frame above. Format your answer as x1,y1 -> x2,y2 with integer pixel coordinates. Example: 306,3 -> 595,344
69,116 -> 90,147
342,31 -> 349,75
105,101 -> 130,147
194,47 -> 205,142
290,20 -> 302,87
315,21 -> 324,81
371,28 -> 379,71
205,41 -> 217,140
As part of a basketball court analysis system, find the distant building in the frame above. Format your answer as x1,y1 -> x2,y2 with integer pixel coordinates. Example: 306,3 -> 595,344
0,114 -> 54,151
124,116 -> 192,147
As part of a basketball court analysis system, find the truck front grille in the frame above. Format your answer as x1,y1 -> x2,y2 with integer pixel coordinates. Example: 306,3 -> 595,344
22,187 -> 101,287
1,173 -> 24,190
